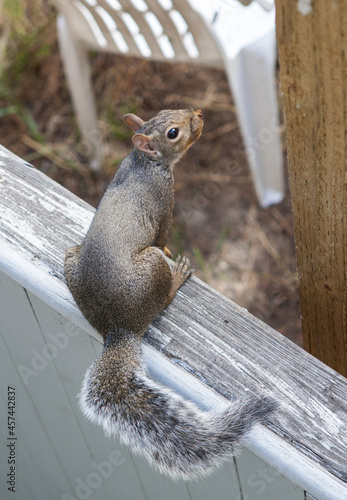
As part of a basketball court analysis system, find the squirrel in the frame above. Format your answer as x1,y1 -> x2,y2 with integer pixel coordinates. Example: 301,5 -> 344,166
64,108 -> 277,481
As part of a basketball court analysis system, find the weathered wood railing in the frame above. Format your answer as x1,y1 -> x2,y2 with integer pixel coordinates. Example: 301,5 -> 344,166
0,145 -> 346,500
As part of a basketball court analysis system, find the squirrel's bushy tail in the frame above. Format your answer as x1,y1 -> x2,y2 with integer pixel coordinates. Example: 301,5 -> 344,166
79,329 -> 276,481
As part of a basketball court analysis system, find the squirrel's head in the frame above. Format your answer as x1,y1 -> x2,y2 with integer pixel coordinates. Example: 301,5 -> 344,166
123,109 -> 204,166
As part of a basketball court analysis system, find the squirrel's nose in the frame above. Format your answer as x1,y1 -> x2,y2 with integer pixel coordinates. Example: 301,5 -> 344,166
193,108 -> 203,119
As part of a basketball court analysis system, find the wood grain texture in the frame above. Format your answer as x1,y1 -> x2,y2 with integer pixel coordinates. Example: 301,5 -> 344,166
275,0 -> 347,376
0,146 -> 346,499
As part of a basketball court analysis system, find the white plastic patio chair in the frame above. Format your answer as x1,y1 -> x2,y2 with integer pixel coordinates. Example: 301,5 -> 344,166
54,0 -> 284,207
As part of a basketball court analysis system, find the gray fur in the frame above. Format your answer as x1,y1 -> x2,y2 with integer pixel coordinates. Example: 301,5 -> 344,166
79,329 -> 277,480
64,109 -> 277,481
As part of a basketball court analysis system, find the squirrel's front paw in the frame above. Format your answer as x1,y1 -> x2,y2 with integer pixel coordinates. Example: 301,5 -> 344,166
166,255 -> 194,305
172,255 -> 194,284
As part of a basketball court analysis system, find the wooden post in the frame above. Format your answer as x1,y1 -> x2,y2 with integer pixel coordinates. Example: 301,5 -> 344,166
275,0 -> 347,376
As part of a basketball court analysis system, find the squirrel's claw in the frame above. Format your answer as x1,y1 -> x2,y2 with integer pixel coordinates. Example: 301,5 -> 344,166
173,255 -> 194,279
163,246 -> 173,258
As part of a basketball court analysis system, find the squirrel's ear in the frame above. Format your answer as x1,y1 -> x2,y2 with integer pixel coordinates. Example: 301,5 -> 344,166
123,113 -> 145,132
132,134 -> 160,157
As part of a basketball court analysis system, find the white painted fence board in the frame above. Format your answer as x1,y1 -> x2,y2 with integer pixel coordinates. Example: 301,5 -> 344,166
0,359 -> 68,498
0,146 -> 346,499
235,447 -> 305,500
0,364 -> 39,500
0,278 -> 74,498
187,460 -> 242,500
125,456 -> 194,500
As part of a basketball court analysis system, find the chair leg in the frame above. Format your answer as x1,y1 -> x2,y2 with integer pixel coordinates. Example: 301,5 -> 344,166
224,30 -> 284,207
57,15 -> 102,170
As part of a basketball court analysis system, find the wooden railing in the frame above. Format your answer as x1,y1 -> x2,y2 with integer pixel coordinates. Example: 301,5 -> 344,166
0,145 -> 346,500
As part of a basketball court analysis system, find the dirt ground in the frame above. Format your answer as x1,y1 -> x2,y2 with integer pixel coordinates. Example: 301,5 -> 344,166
0,28 -> 302,345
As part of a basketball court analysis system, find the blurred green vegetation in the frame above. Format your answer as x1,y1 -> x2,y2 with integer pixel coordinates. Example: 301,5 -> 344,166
1,0 -> 56,74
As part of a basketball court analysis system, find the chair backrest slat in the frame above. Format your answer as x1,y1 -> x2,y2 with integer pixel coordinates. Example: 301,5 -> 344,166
107,0 -> 168,58
145,0 -> 201,60
55,0 -> 222,64
171,0 -> 221,62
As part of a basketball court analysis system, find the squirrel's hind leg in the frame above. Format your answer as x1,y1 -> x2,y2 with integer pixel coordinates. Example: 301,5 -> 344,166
134,249 -> 192,319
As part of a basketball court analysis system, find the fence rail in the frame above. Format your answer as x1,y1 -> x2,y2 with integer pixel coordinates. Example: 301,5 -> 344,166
0,145 -> 346,500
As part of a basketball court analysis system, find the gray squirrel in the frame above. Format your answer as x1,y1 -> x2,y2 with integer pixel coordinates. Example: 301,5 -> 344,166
64,108 -> 277,480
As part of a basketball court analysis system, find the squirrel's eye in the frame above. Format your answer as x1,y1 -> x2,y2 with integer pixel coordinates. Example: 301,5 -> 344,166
167,128 -> 179,140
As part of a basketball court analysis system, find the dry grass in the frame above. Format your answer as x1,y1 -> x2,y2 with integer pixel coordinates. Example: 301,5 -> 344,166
0,0 -> 302,344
